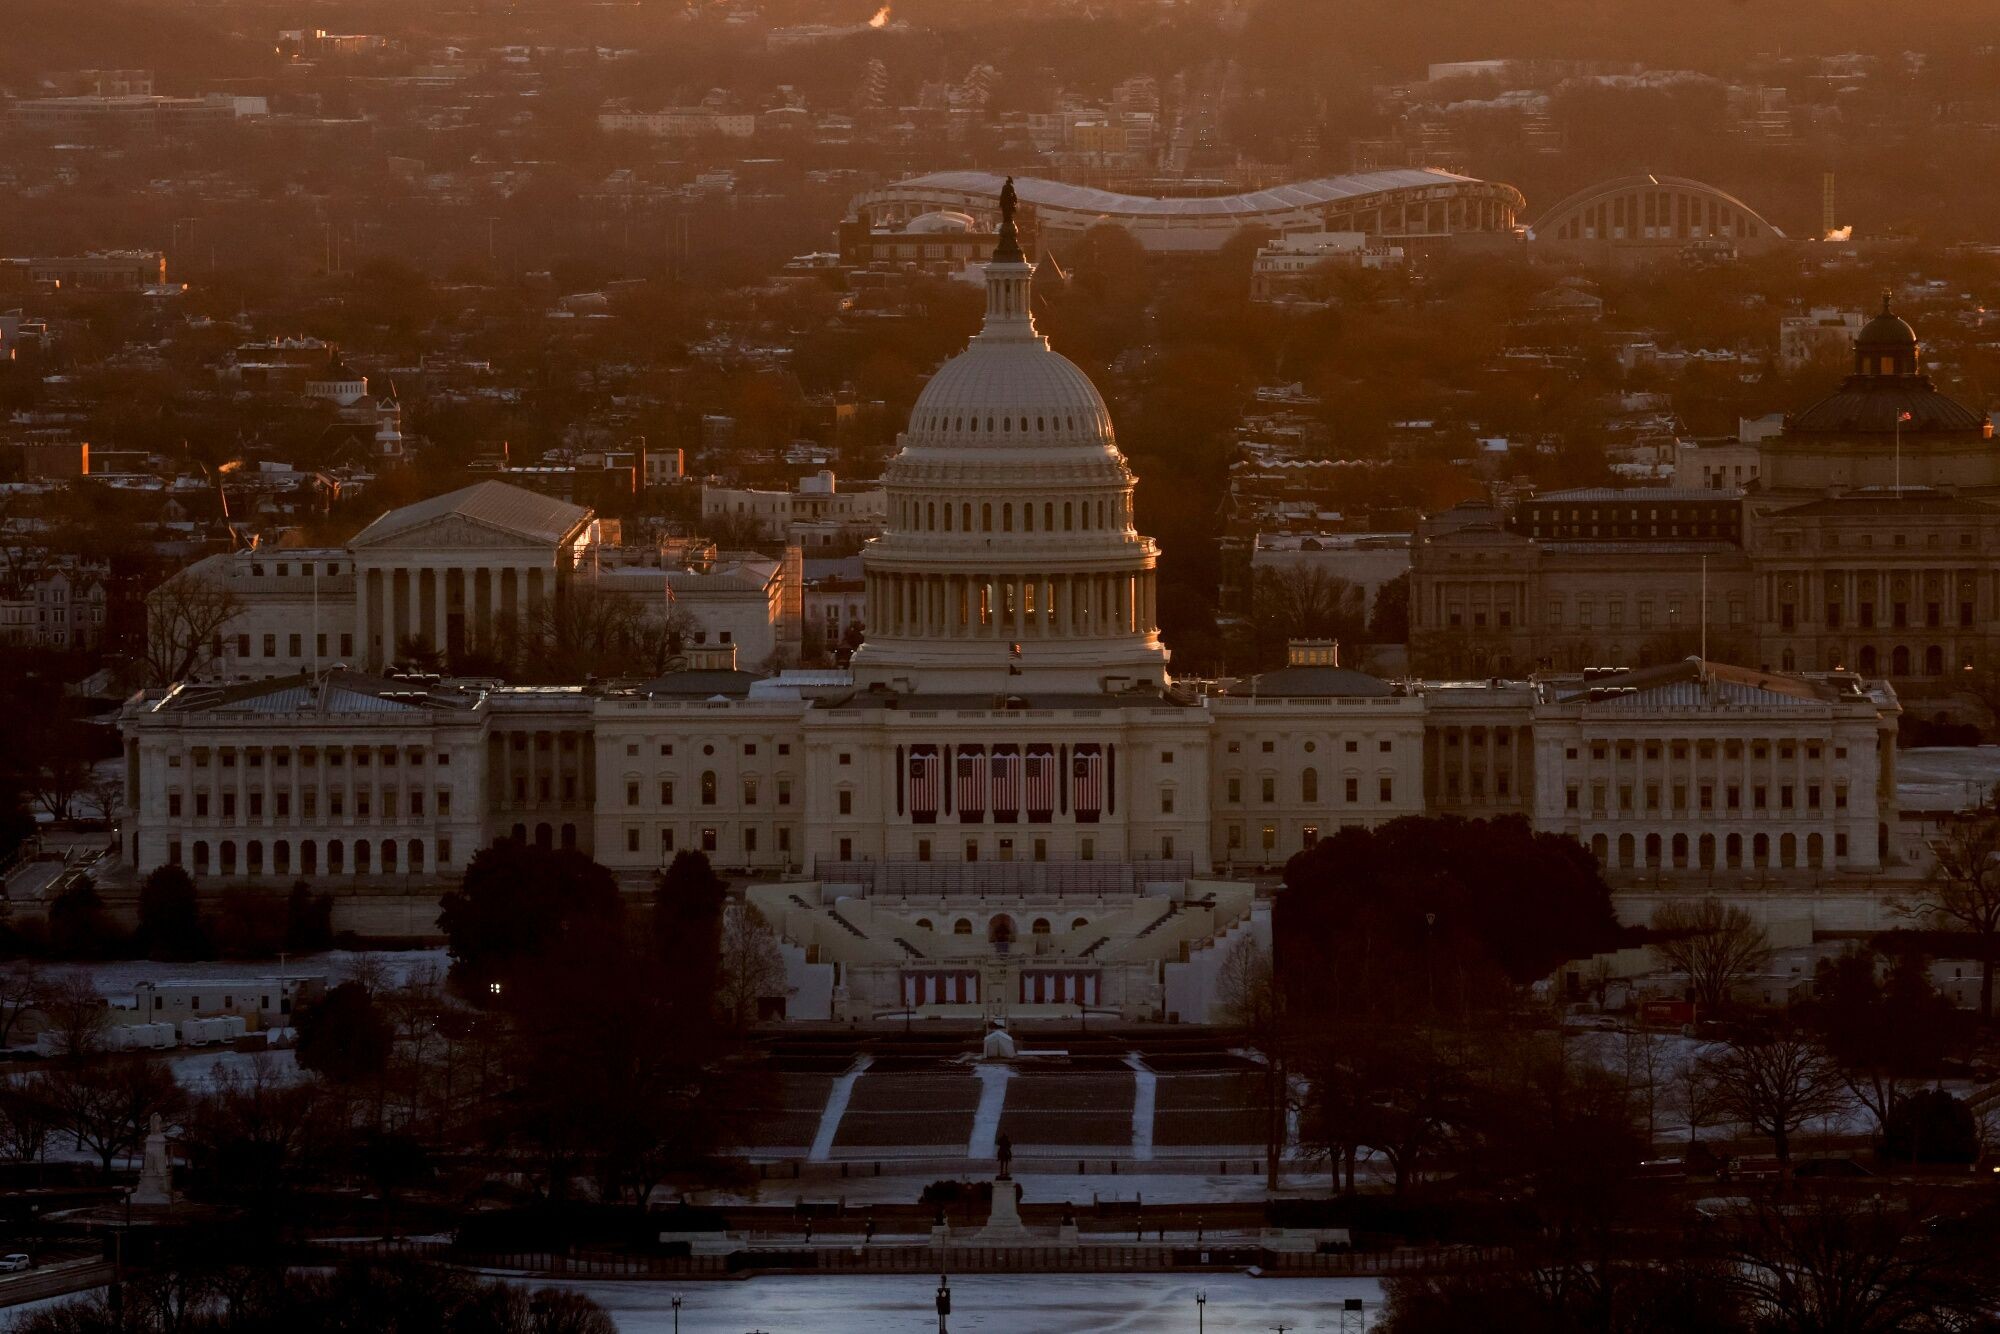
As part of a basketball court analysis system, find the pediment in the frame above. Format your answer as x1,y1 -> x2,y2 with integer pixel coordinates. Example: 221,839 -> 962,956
350,513 -> 553,554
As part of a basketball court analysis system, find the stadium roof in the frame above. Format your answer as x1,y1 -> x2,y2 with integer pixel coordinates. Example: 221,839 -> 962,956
869,168 -> 1512,219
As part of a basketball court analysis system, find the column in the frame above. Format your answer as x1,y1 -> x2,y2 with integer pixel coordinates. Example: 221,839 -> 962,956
353,565 -> 371,670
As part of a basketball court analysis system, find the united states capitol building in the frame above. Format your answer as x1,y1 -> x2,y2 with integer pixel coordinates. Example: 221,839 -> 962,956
118,196 -> 1908,1023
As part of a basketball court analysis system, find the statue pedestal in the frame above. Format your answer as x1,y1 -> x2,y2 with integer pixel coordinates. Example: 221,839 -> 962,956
129,1113 -> 175,1208
1057,1221 -> 1080,1247
930,1223 -> 951,1246
973,1179 -> 1032,1245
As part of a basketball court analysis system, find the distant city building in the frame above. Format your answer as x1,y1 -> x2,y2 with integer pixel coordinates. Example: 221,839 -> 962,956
701,471 -> 887,548
0,252 -> 166,294
1527,175 -> 1785,258
1778,306 -> 1867,373
1250,231 -> 1403,301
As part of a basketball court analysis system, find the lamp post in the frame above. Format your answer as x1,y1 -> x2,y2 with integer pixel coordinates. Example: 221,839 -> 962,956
936,1272 -> 952,1333
1196,1289 -> 1207,1333
670,1293 -> 682,1334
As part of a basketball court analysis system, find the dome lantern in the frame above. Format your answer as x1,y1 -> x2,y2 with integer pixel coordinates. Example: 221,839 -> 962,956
1852,290 -> 1919,378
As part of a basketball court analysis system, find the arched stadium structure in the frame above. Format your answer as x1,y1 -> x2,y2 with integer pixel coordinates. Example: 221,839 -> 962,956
1527,175 -> 1786,254
848,169 -> 1525,258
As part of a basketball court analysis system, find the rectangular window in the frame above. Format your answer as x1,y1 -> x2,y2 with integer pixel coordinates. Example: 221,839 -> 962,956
340,634 -> 353,657
438,838 -> 451,865
838,790 -> 853,815
1227,778 -> 1241,804
168,794 -> 182,817
195,793 -> 210,818
1565,786 -> 1579,811
1379,778 -> 1393,803
409,791 -> 423,816
1160,789 -> 1174,814
263,633 -> 276,658
778,779 -> 792,806
1345,778 -> 1358,803
288,633 -> 301,658
627,782 -> 640,807
1261,777 -> 1275,803
660,781 -> 674,805
627,828 -> 640,853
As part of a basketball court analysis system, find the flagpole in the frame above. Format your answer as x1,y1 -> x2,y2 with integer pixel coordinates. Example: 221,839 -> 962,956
1895,411 -> 1902,496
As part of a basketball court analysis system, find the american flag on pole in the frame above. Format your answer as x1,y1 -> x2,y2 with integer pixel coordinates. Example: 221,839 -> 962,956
1025,745 -> 1056,822
1898,410 -> 1913,422
956,746 -> 986,822
908,746 -> 940,824
990,746 -> 1020,822
1072,743 -> 1103,824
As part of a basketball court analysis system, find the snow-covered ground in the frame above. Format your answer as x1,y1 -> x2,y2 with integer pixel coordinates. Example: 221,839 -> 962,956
1898,746 -> 2000,812
684,1171 -> 1345,1210
75,949 -> 451,1001
541,1273 -> 1383,1333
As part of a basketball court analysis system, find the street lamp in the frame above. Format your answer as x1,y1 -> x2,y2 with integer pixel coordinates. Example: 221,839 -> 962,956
936,1272 -> 952,1333
670,1293 -> 681,1334
1196,1289 -> 1207,1333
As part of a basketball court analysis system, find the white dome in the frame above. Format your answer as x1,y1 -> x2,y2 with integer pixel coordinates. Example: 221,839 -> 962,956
907,341 -> 1113,447
904,209 -> 978,234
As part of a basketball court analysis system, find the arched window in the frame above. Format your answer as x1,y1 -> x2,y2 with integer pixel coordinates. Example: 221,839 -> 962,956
535,823 -> 553,849
1002,504 -> 1012,532
944,504 -> 953,532
1590,834 -> 1608,866
1023,505 -> 1033,532
274,840 -> 291,875
301,840 -> 317,875
1044,503 -> 1053,530
701,771 -> 717,805
962,503 -> 972,531
1032,918 -> 1050,934
1071,917 -> 1089,930
381,839 -> 398,872
915,918 -> 933,930
1671,833 -> 1687,868
1926,645 -> 1944,675
1726,833 -> 1742,867
408,839 -> 424,872
927,501 -> 936,530
1891,645 -> 1911,675
1301,768 -> 1318,803
220,840 -> 237,874
1064,502 -> 1073,531
561,823 -> 577,850
982,503 -> 992,532
1807,833 -> 1824,868
1698,833 -> 1715,869
193,841 -> 210,874
511,823 -> 527,843
247,840 -> 263,875
953,918 -> 973,935
355,840 -> 371,873
1752,833 -> 1770,867
328,839 -> 344,872
1617,833 -> 1634,868
1779,833 -> 1796,868
1644,833 -> 1661,867
1859,645 -> 1878,673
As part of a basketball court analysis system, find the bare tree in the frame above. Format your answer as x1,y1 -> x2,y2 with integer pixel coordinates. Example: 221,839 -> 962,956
143,568 -> 244,684
714,903 -> 787,1032
37,970 -> 109,1060
0,961 -> 43,1050
0,1072 -> 56,1164
46,1057 -> 184,1177
1731,1189 -> 2000,1331
1698,1027 -> 1848,1187
1899,802 -> 2000,1023
1216,934 -> 1289,1189
1648,897 -> 1771,1014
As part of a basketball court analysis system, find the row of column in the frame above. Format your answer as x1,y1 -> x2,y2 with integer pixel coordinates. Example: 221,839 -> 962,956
868,570 -> 1154,639
1565,732 -> 1853,822
1768,566 -> 1980,628
170,742 -> 440,831
486,729 -> 595,811
357,563 -> 549,668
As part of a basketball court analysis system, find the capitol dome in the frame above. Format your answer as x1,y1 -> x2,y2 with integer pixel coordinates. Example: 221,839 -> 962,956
850,178 -> 1169,696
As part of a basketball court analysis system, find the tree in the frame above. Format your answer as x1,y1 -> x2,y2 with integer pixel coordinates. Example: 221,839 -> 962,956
1216,934 -> 1289,1189
0,960 -> 42,1049
142,568 -> 243,684
1368,570 -> 1410,643
436,842 -> 624,998
1900,802 -> 2000,1022
1697,1026 -> 1848,1186
1730,1190 -> 2000,1333
37,969 -> 109,1059
284,881 -> 335,952
46,879 -> 116,959
1277,816 -> 1625,1023
0,1073 -> 57,1164
177,1055 -> 327,1222
137,864 -> 208,961
46,1057 -> 183,1177
655,850 -> 727,1011
715,903 -> 786,1032
296,981 -> 393,1086
1879,1088 -> 1980,1165
1647,898 -> 1771,1014
1804,947 -> 1962,1132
